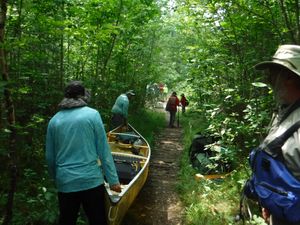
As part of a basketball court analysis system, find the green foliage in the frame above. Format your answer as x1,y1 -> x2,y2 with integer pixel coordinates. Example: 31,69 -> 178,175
0,109 -> 164,224
1,0 -> 162,223
177,109 -> 269,224
1,0 -> 299,223
201,84 -> 273,157
10,169 -> 58,225
247,215 -> 268,225
178,165 -> 244,225
129,109 -> 165,147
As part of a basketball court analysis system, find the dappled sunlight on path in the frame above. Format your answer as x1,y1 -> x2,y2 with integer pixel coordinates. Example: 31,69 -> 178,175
122,110 -> 184,225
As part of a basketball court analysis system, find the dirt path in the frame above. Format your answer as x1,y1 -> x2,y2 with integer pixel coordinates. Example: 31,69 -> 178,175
122,111 -> 184,225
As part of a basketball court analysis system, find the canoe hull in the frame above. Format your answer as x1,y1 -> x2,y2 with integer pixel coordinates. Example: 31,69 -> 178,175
105,164 -> 149,225
105,124 -> 151,225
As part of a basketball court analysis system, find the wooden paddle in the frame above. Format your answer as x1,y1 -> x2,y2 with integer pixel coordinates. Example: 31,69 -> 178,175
177,106 -> 180,127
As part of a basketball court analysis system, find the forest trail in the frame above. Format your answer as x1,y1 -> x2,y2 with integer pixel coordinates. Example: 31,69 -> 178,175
122,110 -> 184,225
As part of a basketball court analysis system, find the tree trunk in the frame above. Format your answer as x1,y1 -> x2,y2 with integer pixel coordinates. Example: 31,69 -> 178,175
295,0 -> 300,43
60,0 -> 65,89
278,0 -> 297,43
100,0 -> 123,78
0,1 -> 18,225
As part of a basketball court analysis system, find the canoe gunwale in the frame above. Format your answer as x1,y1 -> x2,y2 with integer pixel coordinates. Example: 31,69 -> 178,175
106,152 -> 150,204
108,141 -> 148,150
112,151 -> 148,160
106,123 -> 151,204
108,132 -> 141,139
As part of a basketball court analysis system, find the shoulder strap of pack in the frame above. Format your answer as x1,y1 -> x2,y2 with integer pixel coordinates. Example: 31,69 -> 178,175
267,121 -> 300,156
279,99 -> 300,123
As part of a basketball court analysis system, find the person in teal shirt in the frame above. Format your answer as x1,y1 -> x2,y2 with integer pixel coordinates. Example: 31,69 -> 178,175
110,90 -> 135,130
46,81 -> 121,225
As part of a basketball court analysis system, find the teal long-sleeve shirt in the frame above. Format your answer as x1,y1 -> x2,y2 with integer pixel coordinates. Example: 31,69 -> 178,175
46,106 -> 119,193
111,94 -> 129,118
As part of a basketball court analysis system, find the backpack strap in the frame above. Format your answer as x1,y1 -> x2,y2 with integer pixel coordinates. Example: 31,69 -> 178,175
265,99 -> 300,156
266,121 -> 300,156
279,99 -> 300,123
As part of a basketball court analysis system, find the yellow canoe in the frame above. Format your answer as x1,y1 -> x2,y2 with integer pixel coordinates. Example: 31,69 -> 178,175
105,124 -> 151,225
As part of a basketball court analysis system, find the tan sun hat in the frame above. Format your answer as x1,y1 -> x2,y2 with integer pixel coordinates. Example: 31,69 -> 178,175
255,44 -> 300,77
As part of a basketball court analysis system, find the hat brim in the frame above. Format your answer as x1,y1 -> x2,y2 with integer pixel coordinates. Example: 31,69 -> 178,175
254,60 -> 300,77
126,90 -> 135,96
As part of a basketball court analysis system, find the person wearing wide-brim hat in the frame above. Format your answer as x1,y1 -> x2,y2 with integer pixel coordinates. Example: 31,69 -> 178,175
46,81 -> 121,225
253,45 -> 300,225
110,90 -> 135,130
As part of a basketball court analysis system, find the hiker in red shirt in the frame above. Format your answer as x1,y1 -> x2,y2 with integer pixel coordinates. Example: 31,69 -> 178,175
165,92 -> 180,128
180,93 -> 188,113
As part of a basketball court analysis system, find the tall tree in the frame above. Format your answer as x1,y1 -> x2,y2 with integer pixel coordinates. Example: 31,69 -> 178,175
0,1 -> 18,224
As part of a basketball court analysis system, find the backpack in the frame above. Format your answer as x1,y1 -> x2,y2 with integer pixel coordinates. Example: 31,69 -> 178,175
243,121 -> 300,223
165,96 -> 177,111
113,154 -> 142,184
116,132 -> 139,144
189,133 -> 231,174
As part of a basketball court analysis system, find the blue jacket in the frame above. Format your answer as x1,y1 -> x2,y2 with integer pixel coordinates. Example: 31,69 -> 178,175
46,106 -> 119,193
111,94 -> 129,118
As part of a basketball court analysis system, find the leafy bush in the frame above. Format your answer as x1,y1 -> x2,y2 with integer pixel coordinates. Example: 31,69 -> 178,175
178,104 -> 270,225
129,109 -> 166,147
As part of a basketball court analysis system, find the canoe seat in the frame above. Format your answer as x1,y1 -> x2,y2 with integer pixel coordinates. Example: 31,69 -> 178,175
113,155 -> 142,184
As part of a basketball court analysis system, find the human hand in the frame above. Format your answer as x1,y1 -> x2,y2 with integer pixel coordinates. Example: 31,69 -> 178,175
262,208 -> 270,223
110,184 -> 122,193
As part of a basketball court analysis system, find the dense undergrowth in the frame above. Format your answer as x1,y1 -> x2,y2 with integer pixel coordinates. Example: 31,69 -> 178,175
129,109 -> 166,148
177,110 -> 268,225
0,109 -> 165,225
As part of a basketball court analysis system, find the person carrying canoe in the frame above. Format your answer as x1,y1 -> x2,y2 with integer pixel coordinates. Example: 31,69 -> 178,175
110,90 -> 135,130
46,81 -> 121,225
